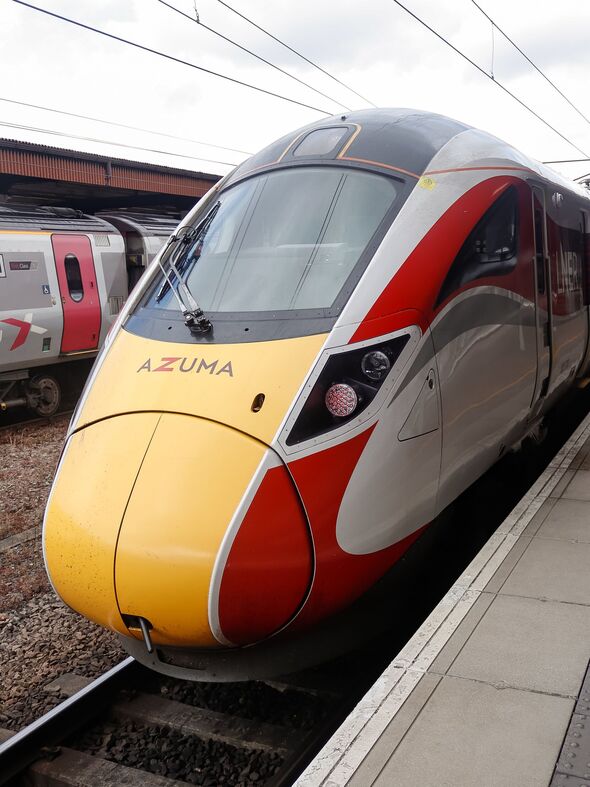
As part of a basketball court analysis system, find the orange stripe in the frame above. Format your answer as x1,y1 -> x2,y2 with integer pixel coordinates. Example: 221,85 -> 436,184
336,124 -> 362,159
0,230 -> 52,236
340,156 -> 420,178
277,130 -> 309,163
423,165 -> 536,176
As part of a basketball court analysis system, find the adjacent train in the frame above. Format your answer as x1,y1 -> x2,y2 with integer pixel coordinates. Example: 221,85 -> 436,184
0,206 -> 179,415
43,108 -> 590,680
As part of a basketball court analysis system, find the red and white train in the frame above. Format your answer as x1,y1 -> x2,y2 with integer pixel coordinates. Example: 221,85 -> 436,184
43,108 -> 590,679
0,206 -> 179,414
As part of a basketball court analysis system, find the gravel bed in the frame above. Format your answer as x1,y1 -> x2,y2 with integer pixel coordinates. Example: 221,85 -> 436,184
0,415 -> 126,731
0,592 -> 124,730
0,416 -> 68,540
71,718 -> 284,786
150,676 -> 331,730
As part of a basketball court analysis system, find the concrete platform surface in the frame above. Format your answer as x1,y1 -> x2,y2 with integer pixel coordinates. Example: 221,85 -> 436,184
296,413 -> 590,787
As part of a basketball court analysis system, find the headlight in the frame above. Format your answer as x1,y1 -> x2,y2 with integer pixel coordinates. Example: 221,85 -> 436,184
361,350 -> 391,381
325,383 -> 359,417
286,335 -> 409,445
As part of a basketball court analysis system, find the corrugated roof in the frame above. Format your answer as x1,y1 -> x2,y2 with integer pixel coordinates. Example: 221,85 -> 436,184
0,137 -> 220,198
0,203 -> 116,232
0,137 -> 220,181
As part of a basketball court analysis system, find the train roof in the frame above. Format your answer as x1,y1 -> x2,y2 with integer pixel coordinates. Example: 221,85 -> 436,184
225,108 -> 590,201
226,108 -> 471,187
0,204 -> 117,233
96,210 -> 181,237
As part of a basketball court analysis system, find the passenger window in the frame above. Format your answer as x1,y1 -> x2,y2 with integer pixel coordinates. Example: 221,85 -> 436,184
64,253 -> 84,302
436,186 -> 518,306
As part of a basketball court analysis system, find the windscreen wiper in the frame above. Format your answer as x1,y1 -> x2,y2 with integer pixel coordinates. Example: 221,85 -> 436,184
155,201 -> 221,334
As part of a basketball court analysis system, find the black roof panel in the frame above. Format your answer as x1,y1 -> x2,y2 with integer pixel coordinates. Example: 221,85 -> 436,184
225,108 -> 470,187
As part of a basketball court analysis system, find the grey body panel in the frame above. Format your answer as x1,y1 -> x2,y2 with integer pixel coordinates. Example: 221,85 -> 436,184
433,288 -> 538,512
0,211 -> 126,378
337,330 -> 442,554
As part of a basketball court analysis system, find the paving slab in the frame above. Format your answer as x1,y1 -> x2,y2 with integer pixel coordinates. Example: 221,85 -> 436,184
482,536 -> 531,593
446,594 -> 590,695
346,673 -> 441,787
372,675 -> 573,787
562,470 -> 590,501
499,538 -> 590,605
536,499 -> 590,543
427,592 -> 494,675
549,470 -> 577,500
520,496 -> 558,537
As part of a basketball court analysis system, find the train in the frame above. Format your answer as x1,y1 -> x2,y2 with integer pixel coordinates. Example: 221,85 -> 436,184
0,206 -> 180,415
43,108 -> 590,680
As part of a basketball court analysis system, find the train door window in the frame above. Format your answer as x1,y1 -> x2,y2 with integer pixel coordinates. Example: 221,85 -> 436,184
0,254 -> 4,277
64,253 -> 84,302
436,186 -> 519,306
534,202 -> 545,294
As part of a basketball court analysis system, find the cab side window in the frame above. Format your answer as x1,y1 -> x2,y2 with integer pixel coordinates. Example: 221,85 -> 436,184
436,186 -> 518,306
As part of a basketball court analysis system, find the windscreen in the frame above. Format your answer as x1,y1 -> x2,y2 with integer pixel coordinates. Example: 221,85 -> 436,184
145,167 -> 398,314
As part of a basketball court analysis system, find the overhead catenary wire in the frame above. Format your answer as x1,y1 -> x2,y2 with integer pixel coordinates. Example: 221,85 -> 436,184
0,96 -> 252,156
156,0 -> 351,112
216,0 -> 377,108
0,118 -> 243,168
11,0 -> 333,117
389,0 -> 590,159
543,158 -> 590,164
469,0 -> 590,128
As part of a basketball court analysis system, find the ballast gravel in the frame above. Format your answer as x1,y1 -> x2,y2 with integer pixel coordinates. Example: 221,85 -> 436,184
151,676 -> 331,730
71,719 -> 284,786
0,417 -> 125,731
0,416 -> 68,540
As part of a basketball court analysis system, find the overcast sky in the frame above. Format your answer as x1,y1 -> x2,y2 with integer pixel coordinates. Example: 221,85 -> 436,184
2,0 -> 590,185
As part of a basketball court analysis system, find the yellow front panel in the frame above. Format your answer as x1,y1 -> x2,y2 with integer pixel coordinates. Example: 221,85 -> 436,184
75,329 -> 327,444
44,413 -> 161,634
115,413 -> 267,647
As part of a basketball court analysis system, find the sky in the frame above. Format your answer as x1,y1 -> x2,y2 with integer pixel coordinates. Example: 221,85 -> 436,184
2,0 -> 590,185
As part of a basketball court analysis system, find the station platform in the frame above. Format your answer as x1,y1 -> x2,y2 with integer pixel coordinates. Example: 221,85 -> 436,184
297,413 -> 590,787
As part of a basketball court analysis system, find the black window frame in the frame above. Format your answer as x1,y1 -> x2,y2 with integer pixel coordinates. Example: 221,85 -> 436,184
436,185 -> 519,307
127,162 -> 414,345
64,253 -> 84,303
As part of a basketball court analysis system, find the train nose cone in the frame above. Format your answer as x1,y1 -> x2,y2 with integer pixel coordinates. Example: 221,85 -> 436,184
44,412 -> 312,649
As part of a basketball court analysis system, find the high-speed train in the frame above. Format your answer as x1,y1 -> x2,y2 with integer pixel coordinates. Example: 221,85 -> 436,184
44,108 -> 590,679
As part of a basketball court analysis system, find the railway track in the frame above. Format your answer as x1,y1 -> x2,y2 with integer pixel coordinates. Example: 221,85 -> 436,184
0,652 -> 370,787
0,409 -> 73,435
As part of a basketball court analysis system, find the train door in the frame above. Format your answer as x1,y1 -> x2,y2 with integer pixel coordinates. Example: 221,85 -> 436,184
51,235 -> 101,353
529,187 -> 553,411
